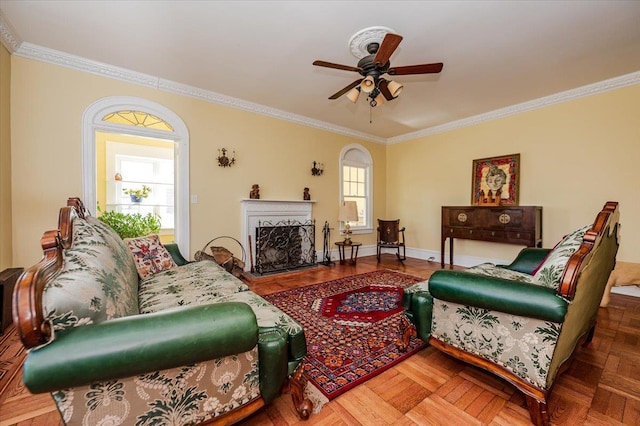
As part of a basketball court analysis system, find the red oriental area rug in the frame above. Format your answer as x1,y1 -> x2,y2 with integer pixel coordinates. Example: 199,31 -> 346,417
263,270 -> 427,401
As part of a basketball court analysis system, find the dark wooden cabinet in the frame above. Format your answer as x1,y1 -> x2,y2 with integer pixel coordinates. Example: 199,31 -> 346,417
441,206 -> 542,267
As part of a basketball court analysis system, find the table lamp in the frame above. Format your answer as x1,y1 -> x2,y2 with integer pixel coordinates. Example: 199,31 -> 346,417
338,200 -> 358,244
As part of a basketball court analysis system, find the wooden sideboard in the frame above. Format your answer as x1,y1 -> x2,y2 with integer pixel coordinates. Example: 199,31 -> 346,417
441,206 -> 542,267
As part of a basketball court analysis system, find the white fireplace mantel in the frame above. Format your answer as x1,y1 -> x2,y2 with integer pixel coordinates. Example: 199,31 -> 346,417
241,199 -> 315,271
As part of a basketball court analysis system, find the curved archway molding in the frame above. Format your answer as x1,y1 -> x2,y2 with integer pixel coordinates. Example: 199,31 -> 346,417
82,96 -> 190,253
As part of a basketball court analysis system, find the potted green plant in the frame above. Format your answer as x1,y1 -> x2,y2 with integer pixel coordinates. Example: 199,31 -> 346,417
97,208 -> 161,240
123,185 -> 152,203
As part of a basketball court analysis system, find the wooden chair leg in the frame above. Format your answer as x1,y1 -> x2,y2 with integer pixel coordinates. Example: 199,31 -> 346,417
583,323 -> 596,346
288,363 -> 312,420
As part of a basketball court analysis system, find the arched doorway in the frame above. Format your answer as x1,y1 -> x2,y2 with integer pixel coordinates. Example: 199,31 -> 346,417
82,97 -> 190,253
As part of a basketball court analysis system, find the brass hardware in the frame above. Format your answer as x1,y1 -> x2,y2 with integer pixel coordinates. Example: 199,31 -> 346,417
499,213 -> 511,224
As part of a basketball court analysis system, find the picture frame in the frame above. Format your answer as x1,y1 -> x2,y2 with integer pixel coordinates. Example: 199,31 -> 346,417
471,153 -> 520,205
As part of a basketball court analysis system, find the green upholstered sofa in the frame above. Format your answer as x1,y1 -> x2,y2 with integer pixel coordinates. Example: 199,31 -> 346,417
13,198 -> 312,425
401,201 -> 620,426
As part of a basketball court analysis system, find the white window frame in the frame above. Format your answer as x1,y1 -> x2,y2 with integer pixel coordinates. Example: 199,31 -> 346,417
82,97 -> 190,254
106,142 -> 175,233
339,143 -> 373,234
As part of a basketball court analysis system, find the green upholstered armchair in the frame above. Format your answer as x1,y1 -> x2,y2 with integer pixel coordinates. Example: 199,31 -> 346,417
401,202 -> 620,426
13,198 -> 311,425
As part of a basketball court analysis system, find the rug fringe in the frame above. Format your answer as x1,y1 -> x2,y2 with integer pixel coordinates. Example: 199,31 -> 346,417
304,381 -> 329,414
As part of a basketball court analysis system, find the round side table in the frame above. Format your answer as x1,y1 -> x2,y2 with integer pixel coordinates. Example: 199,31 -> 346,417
335,241 -> 362,265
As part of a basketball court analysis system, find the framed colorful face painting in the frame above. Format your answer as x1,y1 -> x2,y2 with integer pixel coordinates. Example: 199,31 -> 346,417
471,154 -> 520,205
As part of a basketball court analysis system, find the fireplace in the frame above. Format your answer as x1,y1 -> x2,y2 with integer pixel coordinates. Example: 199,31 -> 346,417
255,220 -> 316,274
241,199 -> 315,273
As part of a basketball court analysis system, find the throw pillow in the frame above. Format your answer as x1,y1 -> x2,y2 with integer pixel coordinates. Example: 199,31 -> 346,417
533,224 -> 591,289
125,234 -> 177,279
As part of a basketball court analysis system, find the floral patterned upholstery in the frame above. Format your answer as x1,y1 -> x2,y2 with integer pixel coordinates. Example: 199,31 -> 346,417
465,262 -> 541,284
404,279 -> 429,295
431,299 -> 560,389
43,215 -> 140,332
138,260 -> 249,314
533,224 -> 591,289
53,347 -> 260,426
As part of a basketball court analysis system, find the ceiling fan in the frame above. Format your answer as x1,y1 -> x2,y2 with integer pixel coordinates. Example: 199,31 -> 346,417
313,28 -> 443,107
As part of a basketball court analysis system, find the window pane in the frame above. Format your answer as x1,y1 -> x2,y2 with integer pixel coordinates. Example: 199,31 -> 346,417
121,159 -> 154,182
106,141 -> 175,233
340,146 -> 371,229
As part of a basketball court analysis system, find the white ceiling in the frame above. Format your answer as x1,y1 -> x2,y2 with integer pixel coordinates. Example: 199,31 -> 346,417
1,1 -> 640,142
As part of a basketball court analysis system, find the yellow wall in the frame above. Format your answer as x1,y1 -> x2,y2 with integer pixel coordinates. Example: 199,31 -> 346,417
10,56 -> 386,266
8,53 -> 639,267
387,84 -> 640,263
0,44 -> 11,270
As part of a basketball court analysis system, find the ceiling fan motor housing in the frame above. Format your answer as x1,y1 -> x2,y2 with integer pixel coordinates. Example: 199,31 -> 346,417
357,55 -> 389,80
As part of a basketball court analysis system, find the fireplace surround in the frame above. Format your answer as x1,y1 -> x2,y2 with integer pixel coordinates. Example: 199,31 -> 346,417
241,199 -> 315,272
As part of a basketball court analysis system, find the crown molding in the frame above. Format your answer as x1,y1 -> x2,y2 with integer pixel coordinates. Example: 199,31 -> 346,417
0,10 -> 21,53
15,42 -> 160,88
5,38 -> 638,146
387,70 -> 640,144
10,42 -> 385,144
158,79 -> 386,144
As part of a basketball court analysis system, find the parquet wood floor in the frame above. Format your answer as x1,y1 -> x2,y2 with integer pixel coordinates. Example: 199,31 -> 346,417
1,255 -> 639,425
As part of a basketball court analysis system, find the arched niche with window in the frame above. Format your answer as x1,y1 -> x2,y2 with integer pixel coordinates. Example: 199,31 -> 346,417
82,97 -> 190,254
339,144 -> 373,234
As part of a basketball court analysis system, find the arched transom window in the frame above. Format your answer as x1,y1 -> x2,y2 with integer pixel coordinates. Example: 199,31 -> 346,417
102,110 -> 174,131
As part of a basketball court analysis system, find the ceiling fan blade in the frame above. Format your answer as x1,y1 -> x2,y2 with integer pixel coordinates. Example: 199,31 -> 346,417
313,60 -> 362,73
387,62 -> 444,76
373,33 -> 403,67
378,80 -> 394,101
328,79 -> 363,99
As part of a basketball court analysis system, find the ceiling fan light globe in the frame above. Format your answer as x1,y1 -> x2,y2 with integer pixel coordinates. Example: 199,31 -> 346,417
387,80 -> 404,97
374,92 -> 385,106
360,76 -> 375,93
346,87 -> 360,103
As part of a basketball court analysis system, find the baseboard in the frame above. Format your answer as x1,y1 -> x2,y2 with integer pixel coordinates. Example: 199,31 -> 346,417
315,246 -> 510,268
611,285 -> 640,298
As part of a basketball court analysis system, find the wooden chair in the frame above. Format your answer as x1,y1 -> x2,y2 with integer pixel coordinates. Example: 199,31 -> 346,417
376,219 -> 406,263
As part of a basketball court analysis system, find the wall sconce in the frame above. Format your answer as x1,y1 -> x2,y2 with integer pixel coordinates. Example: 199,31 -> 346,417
217,148 -> 235,167
311,161 -> 324,176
